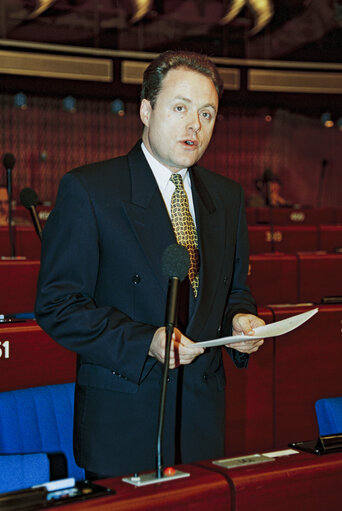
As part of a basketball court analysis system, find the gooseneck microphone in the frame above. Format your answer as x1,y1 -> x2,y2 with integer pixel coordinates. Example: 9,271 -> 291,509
156,244 -> 190,479
20,188 -> 43,241
3,153 -> 16,257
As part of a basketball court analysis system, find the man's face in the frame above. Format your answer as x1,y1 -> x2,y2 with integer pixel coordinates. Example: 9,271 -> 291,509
0,187 -> 9,225
140,67 -> 219,172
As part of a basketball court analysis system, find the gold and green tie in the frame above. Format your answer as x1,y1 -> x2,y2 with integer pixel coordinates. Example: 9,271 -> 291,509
170,173 -> 200,297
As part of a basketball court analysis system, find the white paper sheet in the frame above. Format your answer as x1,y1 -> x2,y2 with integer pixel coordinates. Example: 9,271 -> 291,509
196,307 -> 319,348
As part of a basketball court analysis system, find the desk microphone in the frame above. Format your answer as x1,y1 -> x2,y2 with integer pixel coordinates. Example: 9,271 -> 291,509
20,187 -> 43,241
157,244 -> 190,478
123,244 -> 190,487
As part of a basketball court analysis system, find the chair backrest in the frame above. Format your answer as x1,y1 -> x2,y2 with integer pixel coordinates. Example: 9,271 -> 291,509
315,397 -> 342,436
0,383 -> 84,481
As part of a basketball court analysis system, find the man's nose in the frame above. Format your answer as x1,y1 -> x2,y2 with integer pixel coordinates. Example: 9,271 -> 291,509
187,113 -> 201,133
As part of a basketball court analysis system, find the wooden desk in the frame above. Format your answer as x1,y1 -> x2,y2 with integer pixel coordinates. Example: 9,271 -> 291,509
0,321 -> 75,391
224,307 -> 275,456
199,450 -> 342,511
0,260 -> 40,314
247,253 -> 298,305
297,252 -> 342,302
0,227 -> 41,259
37,464 -> 231,511
319,225 -> 342,252
271,304 -> 342,448
256,207 -> 336,226
248,225 -> 319,254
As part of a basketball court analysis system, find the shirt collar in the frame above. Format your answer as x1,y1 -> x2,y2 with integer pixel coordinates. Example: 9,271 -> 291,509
141,142 -> 188,192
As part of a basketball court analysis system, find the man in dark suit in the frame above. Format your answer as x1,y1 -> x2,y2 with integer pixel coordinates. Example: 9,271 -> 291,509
35,50 -> 264,479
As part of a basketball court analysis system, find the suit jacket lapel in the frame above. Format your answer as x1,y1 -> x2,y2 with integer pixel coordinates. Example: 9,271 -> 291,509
123,142 -> 176,294
187,167 -> 227,338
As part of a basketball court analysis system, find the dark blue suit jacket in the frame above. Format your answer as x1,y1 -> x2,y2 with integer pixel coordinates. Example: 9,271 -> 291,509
35,141 -> 256,476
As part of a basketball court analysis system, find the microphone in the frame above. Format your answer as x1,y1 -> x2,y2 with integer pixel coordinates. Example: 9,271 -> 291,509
3,153 -> 16,172
20,187 -> 43,241
156,244 -> 190,479
162,244 -> 190,331
3,153 -> 16,257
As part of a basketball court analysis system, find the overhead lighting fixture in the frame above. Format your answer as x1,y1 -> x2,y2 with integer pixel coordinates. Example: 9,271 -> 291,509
130,0 -> 153,23
220,0 -> 274,36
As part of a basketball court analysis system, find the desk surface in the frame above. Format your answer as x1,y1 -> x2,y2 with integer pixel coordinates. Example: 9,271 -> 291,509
31,451 -> 342,511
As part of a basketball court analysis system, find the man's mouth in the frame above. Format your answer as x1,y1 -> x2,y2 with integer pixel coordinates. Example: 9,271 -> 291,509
182,139 -> 198,147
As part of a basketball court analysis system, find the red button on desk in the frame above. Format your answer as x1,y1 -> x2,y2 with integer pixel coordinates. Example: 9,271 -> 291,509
163,467 -> 176,476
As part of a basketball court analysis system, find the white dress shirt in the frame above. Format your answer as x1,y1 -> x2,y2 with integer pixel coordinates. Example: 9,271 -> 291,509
141,142 -> 197,227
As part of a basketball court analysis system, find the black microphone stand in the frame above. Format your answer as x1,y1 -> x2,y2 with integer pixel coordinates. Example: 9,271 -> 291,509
156,276 -> 179,479
7,166 -> 15,258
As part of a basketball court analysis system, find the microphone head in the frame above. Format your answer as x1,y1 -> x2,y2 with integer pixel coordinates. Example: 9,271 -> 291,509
162,244 -> 190,282
3,153 -> 16,170
20,187 -> 39,208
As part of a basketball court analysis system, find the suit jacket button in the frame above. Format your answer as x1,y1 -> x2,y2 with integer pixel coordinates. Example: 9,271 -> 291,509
203,373 -> 208,382
132,274 -> 141,284
217,326 -> 222,336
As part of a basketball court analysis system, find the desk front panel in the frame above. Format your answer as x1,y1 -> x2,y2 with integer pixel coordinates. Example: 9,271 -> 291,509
0,321 -> 76,391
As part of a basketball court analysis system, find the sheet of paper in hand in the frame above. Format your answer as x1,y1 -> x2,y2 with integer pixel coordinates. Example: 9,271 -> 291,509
196,308 -> 319,348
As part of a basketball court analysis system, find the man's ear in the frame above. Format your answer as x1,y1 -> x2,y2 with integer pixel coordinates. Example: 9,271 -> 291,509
140,99 -> 152,127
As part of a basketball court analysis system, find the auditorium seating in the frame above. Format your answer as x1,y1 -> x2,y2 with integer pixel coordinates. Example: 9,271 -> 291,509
315,397 -> 342,436
0,383 -> 85,483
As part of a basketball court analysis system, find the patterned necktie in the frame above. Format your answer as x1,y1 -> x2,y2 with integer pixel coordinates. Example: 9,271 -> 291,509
170,173 -> 200,297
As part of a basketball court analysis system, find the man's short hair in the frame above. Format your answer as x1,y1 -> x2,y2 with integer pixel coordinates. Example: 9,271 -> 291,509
141,50 -> 224,108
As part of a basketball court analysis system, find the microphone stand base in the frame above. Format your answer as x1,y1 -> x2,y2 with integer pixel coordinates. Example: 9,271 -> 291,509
122,469 -> 190,487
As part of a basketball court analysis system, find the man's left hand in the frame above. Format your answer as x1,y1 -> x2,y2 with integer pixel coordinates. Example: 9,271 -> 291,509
225,313 -> 265,354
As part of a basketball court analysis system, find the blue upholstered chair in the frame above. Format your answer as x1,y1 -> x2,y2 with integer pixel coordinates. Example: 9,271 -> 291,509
0,453 -> 50,492
315,397 -> 342,436
0,383 -> 85,492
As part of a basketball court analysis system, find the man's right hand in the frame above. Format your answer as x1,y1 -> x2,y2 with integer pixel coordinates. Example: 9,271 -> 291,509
149,327 -> 204,369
